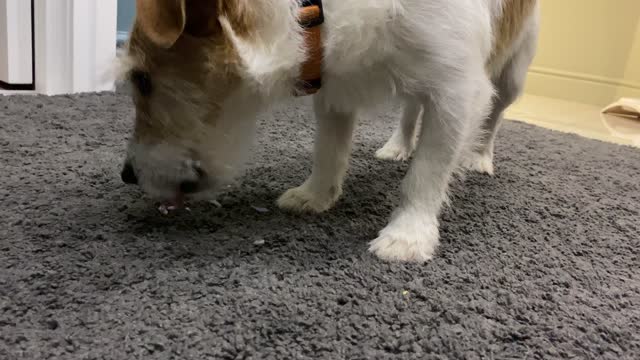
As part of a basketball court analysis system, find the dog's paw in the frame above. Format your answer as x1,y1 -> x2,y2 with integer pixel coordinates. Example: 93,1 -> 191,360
375,141 -> 413,161
462,152 -> 494,175
369,213 -> 439,262
277,185 -> 339,213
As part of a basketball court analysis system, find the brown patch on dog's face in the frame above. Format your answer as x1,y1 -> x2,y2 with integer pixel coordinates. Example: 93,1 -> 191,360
121,0 -> 260,200
127,25 -> 234,142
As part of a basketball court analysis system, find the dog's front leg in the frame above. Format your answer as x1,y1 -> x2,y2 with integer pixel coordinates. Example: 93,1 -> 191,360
277,95 -> 357,213
375,99 -> 422,161
370,72 -> 494,262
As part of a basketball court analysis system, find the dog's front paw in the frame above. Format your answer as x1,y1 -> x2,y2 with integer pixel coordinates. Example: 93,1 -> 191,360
375,141 -> 413,161
277,184 -> 340,213
369,213 -> 439,262
462,152 -> 494,175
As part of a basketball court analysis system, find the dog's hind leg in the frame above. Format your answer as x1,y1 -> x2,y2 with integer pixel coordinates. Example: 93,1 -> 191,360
277,94 -> 357,213
464,23 -> 538,175
375,99 -> 422,161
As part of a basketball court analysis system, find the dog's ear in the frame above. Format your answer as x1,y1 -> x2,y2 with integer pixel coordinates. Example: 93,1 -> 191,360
136,0 -> 219,48
136,0 -> 186,48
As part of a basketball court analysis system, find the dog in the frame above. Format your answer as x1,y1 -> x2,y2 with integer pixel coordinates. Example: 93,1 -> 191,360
118,0 -> 539,262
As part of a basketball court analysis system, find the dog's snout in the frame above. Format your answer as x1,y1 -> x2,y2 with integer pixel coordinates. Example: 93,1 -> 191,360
121,163 -> 138,185
120,159 -> 207,194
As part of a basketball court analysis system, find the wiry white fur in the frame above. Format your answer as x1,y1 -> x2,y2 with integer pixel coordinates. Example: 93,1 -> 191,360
221,0 -> 539,262
125,0 -> 539,263
251,0 -> 537,263
219,0 -> 306,99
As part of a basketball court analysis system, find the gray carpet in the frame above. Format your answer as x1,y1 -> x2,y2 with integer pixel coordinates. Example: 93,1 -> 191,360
1,92 -> 639,360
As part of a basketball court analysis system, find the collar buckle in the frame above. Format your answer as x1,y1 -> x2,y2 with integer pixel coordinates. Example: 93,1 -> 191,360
299,0 -> 324,28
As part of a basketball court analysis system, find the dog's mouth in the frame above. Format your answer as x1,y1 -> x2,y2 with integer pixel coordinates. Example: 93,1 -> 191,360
155,186 -> 220,215
157,192 -> 187,215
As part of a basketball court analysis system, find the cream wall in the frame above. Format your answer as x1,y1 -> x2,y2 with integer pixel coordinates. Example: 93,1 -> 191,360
618,19 -> 640,99
525,0 -> 640,106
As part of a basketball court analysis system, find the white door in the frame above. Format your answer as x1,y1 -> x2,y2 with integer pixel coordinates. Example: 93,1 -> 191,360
0,0 -> 33,88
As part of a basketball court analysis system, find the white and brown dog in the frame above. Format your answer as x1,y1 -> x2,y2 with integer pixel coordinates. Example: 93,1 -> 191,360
119,0 -> 539,262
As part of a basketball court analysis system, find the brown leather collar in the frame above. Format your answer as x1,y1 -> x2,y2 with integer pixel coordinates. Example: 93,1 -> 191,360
296,0 -> 324,96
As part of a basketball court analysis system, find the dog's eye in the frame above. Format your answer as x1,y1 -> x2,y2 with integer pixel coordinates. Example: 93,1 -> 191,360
131,70 -> 152,96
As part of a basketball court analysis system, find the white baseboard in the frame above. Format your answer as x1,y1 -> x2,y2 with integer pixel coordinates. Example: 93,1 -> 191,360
525,66 -> 640,106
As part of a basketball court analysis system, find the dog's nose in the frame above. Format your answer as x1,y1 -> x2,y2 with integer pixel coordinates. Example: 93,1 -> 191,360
121,163 -> 138,185
180,165 -> 206,194
179,164 -> 206,194
179,180 -> 199,194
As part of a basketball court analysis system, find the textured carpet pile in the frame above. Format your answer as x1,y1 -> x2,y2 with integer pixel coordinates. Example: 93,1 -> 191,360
1,92 -> 639,359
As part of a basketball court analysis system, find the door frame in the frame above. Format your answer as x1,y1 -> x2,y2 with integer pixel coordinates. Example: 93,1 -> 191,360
0,0 -> 35,90
32,0 -> 117,95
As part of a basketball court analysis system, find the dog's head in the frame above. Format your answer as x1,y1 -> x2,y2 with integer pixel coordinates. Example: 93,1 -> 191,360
120,0 -> 304,201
